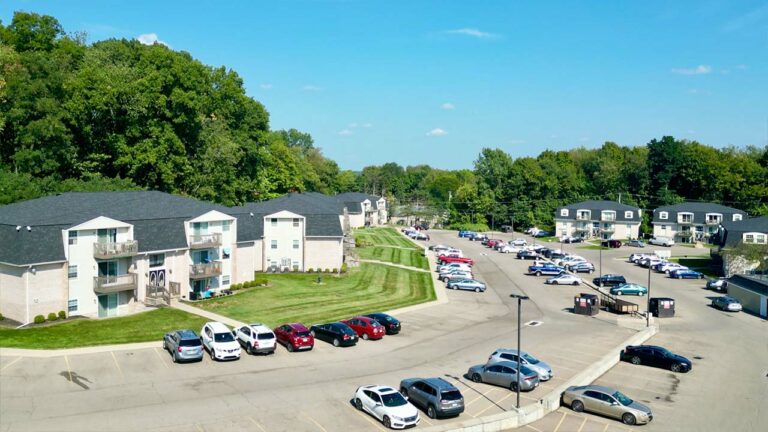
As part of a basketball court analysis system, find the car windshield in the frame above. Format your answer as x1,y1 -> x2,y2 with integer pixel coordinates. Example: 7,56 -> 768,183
613,391 -> 633,406
179,339 -> 201,347
441,390 -> 462,401
214,332 -> 235,343
522,353 -> 540,364
257,333 -> 275,340
381,392 -> 408,407
295,331 -> 311,337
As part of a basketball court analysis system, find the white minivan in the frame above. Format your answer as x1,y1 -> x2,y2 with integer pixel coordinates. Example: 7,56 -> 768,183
200,321 -> 241,361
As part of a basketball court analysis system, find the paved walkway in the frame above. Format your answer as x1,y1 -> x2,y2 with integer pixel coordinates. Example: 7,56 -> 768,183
357,258 -> 431,272
170,299 -> 246,328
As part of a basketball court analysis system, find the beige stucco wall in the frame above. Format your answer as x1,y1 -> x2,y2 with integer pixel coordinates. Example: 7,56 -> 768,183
728,285 -> 766,318
0,263 -> 27,323
348,213 -> 365,228
304,238 -> 343,272
234,241 -> 263,283
0,262 -> 67,324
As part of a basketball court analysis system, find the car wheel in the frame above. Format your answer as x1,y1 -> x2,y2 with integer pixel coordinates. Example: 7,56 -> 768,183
572,281 -> 579,286
671,363 -> 682,373
475,287 -> 481,292
616,291 -> 623,295
210,348 -> 215,361
472,373 -> 482,383
622,413 -> 637,425
427,405 -> 437,419
162,340 -> 167,351
172,353 -> 178,363
333,338 -> 340,347
287,343 -> 294,352
552,281 -> 559,285
536,271 -> 542,276
631,356 -> 642,365
510,381 -> 518,391
363,333 -> 369,340
355,398 -> 363,410
571,400 -> 584,413
246,344 -> 252,355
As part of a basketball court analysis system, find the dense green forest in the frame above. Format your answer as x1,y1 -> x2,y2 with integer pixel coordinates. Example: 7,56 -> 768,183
2,12 -> 767,232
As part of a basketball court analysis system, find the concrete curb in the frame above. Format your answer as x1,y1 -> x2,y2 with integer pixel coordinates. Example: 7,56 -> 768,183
0,341 -> 163,358
418,324 -> 659,432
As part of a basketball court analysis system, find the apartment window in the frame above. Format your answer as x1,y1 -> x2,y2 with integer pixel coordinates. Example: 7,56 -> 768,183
222,221 -> 231,232
560,209 -> 569,217
149,253 -> 165,268
601,211 -> 616,221
222,275 -> 230,285
293,261 -> 299,270
68,265 -> 78,279
271,240 -> 277,249
222,247 -> 231,259
293,240 -> 299,249
661,225 -> 667,231
624,211 -> 633,219
679,213 -> 693,223
626,224 -> 632,231
293,218 -> 300,227
733,214 -> 743,221
68,231 -> 78,245
659,212 -> 668,220
67,299 -> 78,312
745,234 -> 754,243
757,234 -> 767,244
271,218 -> 277,226
744,233 -> 766,244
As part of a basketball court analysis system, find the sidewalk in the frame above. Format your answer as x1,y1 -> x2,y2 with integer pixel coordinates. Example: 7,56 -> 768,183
358,259 -> 431,272
170,299 -> 245,328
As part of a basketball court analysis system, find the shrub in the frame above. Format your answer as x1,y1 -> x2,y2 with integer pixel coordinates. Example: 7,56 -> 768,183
58,310 -> 66,320
332,268 -> 338,273
47,312 -> 58,321
307,268 -> 314,273
325,268 -> 331,273
341,263 -> 348,273
231,283 -> 241,291
34,315 -> 45,324
253,277 -> 269,286
0,312 -> 4,321
447,222 -> 490,232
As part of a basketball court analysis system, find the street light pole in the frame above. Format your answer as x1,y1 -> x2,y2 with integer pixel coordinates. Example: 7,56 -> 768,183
509,293 -> 529,409
647,260 -> 651,327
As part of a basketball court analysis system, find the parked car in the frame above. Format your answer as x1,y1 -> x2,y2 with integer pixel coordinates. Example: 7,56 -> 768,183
354,385 -> 420,429
600,239 -> 622,248
438,255 -> 474,265
200,321 -> 241,361
640,257 -> 666,269
569,262 -> 595,273
273,322 -> 314,352
610,283 -> 648,296
467,361 -> 540,391
533,231 -> 552,238
654,262 -> 688,274
592,274 -> 627,287
487,349 -> 553,381
439,270 -> 473,282
500,225 -> 513,233
399,378 -> 464,419
517,250 -> 538,260
234,323 -> 277,355
414,232 -> 428,240
620,345 -> 692,373
648,236 -> 675,247
528,263 -> 566,276
493,240 -> 507,251
363,313 -> 401,335
563,385 -> 653,425
549,251 -> 568,260
499,244 -> 521,254
429,244 -> 449,252
446,278 -> 486,292
511,238 -> 528,246
341,316 -> 385,340
163,329 -> 204,363
557,255 -> 586,267
706,277 -> 728,292
546,274 -> 582,286
310,322 -> 358,347
670,269 -> 705,279
437,262 -> 471,273
629,253 -> 657,264
458,230 -> 475,238
438,267 -> 472,278
625,240 -> 646,248
562,236 -> 584,243
472,234 -> 488,242
711,296 -> 742,312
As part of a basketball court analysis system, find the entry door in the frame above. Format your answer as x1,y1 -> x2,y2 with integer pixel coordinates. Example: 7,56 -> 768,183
98,261 -> 118,283
97,228 -> 117,244
193,250 -> 209,265
192,222 -> 208,235
98,294 -> 118,318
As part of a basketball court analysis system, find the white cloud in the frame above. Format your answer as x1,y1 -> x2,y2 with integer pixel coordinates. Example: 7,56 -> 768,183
136,33 -> 168,46
441,102 -> 455,110
671,65 -> 712,75
259,83 -> 273,89
426,128 -> 447,137
302,85 -> 322,91
338,129 -> 353,136
361,123 -> 373,128
735,64 -> 748,70
446,28 -> 500,39
348,122 -> 359,128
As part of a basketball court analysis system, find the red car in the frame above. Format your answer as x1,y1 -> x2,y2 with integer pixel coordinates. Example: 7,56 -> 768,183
438,255 -> 474,265
341,316 -> 385,340
273,323 -> 314,352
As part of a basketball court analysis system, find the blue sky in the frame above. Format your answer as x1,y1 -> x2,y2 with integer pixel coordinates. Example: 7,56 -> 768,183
3,1 -> 767,170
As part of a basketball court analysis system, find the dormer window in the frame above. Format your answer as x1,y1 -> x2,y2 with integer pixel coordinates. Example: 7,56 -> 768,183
601,211 -> 616,222
560,209 -> 569,217
624,211 -> 633,219
733,214 -> 743,221
679,212 -> 693,224
744,232 -> 767,244
705,213 -> 722,225
659,212 -> 668,220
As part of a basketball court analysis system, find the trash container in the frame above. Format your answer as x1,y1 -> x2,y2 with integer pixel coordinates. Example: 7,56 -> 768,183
574,293 -> 599,316
649,297 -> 675,318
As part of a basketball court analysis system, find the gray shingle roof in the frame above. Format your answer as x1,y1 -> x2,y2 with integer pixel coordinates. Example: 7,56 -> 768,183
719,216 -> 768,248
132,219 -> 189,252
727,274 -> 768,297
0,224 -> 67,265
335,192 -> 382,205
555,200 -> 641,222
652,202 -> 746,224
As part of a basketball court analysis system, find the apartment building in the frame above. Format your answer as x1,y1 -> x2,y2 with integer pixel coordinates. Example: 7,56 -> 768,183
334,192 -> 388,227
714,216 -> 768,277
652,203 -> 747,244
0,191 -> 345,323
554,200 -> 642,240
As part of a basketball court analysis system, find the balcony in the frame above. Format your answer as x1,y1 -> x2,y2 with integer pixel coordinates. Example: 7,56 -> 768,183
576,214 -> 591,221
189,233 -> 222,249
93,240 -> 139,259
94,273 -> 137,294
189,261 -> 222,279
706,219 -> 721,226
600,214 -> 616,222
678,219 -> 693,225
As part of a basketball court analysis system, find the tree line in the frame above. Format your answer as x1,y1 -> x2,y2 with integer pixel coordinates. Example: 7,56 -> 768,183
2,12 -> 766,234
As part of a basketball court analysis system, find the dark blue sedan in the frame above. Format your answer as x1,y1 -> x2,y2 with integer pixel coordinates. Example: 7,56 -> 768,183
669,269 -> 705,279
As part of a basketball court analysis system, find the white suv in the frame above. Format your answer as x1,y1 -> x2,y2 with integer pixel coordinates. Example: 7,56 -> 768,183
649,236 -> 675,247
235,323 -> 276,355
354,385 -> 420,429
200,322 -> 241,361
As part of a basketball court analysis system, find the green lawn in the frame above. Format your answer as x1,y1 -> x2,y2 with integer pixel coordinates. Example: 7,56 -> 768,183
669,257 -> 720,277
353,227 -> 429,269
355,227 -> 419,249
0,308 -> 208,349
193,263 -> 435,327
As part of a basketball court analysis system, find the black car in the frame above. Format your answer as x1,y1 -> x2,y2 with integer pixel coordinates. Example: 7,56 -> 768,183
563,237 -> 584,244
539,248 -> 553,257
600,239 -> 622,248
309,322 -> 358,347
533,231 -> 552,238
592,274 -> 627,287
517,250 -> 538,260
364,312 -> 401,335
549,251 -> 567,260
620,345 -> 692,373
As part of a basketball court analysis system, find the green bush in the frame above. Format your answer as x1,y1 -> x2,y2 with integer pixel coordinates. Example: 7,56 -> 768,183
307,268 -> 314,273
34,315 -> 45,324
58,310 -> 66,320
325,268 -> 332,273
332,268 -> 338,273
0,312 -> 4,321
341,263 -> 348,273
447,222 -> 490,232
47,312 -> 58,321
253,277 -> 269,286
230,283 -> 240,291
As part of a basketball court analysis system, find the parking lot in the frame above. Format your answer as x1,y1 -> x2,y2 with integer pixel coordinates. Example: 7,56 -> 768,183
2,230 -> 766,432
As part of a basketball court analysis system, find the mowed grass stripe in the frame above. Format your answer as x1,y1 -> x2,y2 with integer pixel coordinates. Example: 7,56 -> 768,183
195,263 -> 435,326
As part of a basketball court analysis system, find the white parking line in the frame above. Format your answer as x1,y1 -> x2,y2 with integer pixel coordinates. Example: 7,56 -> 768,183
64,355 -> 73,383
525,424 -> 544,432
303,414 -> 327,432
248,416 -> 267,432
552,411 -> 567,432
110,351 -> 124,381
602,423 -> 609,432
466,387 -> 499,406
153,347 -> 170,368
194,424 -> 204,432
347,404 -> 386,431
576,416 -> 588,432
420,416 -> 433,426
0,356 -> 22,372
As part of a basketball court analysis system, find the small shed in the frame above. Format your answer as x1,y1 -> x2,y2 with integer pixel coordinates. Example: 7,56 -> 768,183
726,274 -> 768,318
574,293 -> 599,316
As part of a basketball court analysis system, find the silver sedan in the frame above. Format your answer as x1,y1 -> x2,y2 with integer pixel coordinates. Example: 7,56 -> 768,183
545,274 -> 582,286
563,385 -> 653,425
446,278 -> 486,292
466,360 -> 539,391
